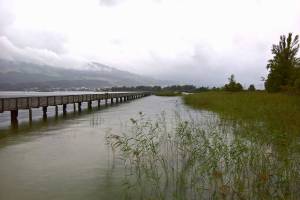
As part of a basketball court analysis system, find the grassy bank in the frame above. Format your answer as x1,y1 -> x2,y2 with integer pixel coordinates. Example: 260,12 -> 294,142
154,91 -> 181,96
183,91 -> 300,137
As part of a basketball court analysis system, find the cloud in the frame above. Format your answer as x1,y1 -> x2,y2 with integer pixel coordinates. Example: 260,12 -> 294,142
0,0 -> 14,34
99,0 -> 125,6
0,36 -> 87,69
0,0 -> 299,88
5,29 -> 67,54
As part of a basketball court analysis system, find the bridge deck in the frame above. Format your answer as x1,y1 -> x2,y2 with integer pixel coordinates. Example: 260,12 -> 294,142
0,92 -> 150,113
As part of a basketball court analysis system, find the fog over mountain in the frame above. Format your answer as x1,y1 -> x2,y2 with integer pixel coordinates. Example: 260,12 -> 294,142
0,0 -> 300,89
0,59 -> 169,90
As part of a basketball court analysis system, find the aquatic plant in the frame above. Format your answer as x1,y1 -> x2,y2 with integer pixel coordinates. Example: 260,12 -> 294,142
106,112 -> 299,200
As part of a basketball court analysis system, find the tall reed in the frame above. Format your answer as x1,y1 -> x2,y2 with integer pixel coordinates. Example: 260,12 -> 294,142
106,112 -> 299,200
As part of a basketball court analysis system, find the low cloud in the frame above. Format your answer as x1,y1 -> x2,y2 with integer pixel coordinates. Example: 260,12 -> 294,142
0,0 -> 299,88
0,36 -> 87,69
6,30 -> 67,54
99,0 -> 125,6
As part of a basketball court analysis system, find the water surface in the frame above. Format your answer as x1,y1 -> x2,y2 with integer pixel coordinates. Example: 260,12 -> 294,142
0,95 -> 210,200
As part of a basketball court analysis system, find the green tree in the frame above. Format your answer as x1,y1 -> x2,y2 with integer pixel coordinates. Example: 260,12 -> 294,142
224,74 -> 243,92
265,33 -> 300,92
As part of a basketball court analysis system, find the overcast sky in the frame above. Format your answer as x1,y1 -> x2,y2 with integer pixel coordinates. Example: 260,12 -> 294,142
0,0 -> 300,87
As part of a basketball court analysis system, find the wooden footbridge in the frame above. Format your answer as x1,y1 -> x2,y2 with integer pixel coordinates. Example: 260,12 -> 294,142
0,92 -> 151,125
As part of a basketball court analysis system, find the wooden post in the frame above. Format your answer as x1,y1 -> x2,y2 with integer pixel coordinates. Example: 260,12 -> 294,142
63,104 -> 67,115
42,106 -> 47,119
116,97 -> 119,103
73,103 -> 76,112
11,110 -> 18,125
55,105 -> 58,116
29,108 -> 32,122
78,102 -> 82,112
88,101 -> 92,109
98,100 -> 101,108
111,98 -> 113,104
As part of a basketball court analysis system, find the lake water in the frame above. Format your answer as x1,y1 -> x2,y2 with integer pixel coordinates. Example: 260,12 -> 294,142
0,94 -> 212,200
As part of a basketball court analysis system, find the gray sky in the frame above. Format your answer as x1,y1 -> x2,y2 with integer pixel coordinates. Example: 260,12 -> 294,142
0,0 -> 300,87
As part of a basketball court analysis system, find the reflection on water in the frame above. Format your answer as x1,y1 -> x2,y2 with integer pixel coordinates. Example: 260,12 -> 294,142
0,96 -> 211,200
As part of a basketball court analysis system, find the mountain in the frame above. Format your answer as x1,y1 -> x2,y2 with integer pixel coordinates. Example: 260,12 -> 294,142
0,59 -> 169,91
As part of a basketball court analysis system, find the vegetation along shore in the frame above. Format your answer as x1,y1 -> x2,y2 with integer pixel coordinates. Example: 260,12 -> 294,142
107,33 -> 300,199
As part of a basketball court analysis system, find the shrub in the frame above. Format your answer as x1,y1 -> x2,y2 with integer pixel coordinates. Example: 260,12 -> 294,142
248,84 -> 256,91
224,74 -> 243,92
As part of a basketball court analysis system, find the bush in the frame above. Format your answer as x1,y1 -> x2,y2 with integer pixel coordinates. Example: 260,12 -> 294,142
248,84 -> 256,91
224,74 -> 243,92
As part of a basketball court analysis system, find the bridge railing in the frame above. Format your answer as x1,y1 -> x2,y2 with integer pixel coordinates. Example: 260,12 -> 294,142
0,92 -> 151,113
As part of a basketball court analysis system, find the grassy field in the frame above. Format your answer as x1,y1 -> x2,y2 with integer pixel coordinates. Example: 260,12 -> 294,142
183,91 -> 300,137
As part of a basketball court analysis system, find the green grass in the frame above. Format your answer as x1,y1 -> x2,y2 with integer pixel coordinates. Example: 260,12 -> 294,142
183,91 -> 300,137
154,91 -> 182,97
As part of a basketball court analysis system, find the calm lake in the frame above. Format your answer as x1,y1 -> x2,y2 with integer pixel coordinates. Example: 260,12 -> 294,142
0,93 -> 212,200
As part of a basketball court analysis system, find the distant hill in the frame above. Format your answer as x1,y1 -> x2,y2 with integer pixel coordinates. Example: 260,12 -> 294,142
0,59 -> 169,90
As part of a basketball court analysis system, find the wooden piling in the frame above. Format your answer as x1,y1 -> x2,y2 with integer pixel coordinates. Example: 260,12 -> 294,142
55,105 -> 58,116
42,106 -> 47,119
88,101 -> 92,109
29,108 -> 32,122
78,102 -> 82,112
11,110 -> 18,124
63,104 -> 67,115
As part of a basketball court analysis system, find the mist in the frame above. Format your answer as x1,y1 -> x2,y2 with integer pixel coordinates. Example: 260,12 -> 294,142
0,0 -> 300,88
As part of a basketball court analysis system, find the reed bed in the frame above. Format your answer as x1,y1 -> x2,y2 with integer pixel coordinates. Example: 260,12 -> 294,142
106,112 -> 299,200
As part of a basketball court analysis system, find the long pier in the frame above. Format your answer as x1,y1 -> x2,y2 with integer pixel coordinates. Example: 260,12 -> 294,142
0,92 -> 151,125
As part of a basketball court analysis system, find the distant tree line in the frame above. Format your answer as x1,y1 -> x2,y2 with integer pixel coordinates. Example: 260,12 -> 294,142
110,83 -> 256,93
109,75 -> 260,93
111,85 -> 211,93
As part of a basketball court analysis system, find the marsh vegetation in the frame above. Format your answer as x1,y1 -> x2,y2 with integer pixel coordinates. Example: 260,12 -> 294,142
107,110 -> 299,200
105,32 -> 300,200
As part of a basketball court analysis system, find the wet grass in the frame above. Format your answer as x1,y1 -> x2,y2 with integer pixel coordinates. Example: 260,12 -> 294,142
183,91 -> 300,166
107,112 -> 300,200
183,91 -> 300,137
